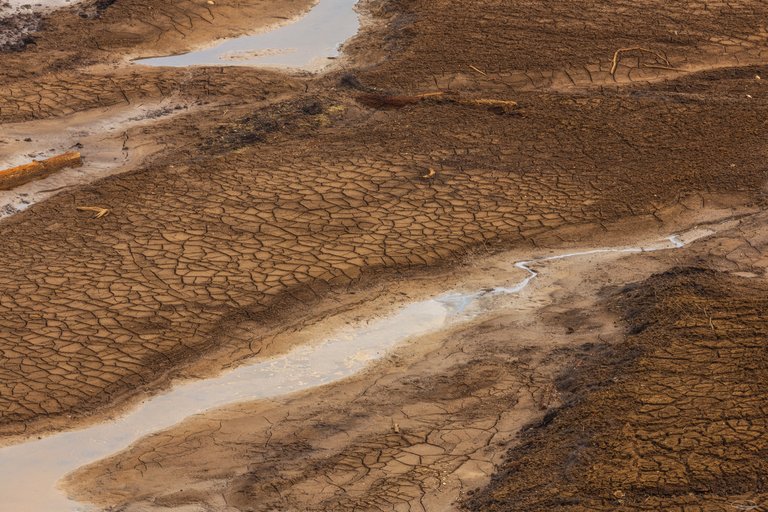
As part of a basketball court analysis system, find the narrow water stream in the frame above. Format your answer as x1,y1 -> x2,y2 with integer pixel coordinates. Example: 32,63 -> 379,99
137,0 -> 360,71
0,229 -> 713,511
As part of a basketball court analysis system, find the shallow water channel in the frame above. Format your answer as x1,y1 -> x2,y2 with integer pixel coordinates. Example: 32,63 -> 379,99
0,229 -> 713,511
137,0 -> 360,71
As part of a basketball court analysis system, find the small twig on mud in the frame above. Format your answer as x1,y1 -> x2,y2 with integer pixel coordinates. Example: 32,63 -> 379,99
421,168 -> 437,179
76,206 -> 110,219
694,303 -> 717,333
610,47 -> 672,76
416,91 -> 449,99
469,65 -> 488,76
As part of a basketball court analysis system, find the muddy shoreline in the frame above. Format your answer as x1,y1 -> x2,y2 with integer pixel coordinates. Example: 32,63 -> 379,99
466,213 -> 768,511
62,209 -> 756,511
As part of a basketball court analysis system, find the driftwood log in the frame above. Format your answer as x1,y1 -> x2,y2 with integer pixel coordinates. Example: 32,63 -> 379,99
0,151 -> 83,190
355,91 -> 517,114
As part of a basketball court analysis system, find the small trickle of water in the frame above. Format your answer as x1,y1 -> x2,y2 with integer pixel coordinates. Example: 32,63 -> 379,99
137,0 -> 360,71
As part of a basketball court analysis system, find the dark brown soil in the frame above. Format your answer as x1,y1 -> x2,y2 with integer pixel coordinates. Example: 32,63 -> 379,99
466,267 -> 768,511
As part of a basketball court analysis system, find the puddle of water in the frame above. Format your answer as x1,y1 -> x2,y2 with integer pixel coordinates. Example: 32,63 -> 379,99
136,0 -> 360,71
0,297 -> 459,511
0,230 -> 714,511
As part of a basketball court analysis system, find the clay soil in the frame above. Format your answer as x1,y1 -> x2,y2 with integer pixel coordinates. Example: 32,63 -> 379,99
66,210 -> 766,511
1,0 -> 768,510
467,211 -> 768,512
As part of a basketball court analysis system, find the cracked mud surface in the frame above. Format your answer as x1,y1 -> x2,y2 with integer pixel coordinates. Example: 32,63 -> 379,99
65,209 -> 768,512
65,211 -> 763,512
2,80 -> 765,435
0,0 -> 313,122
0,0 -> 315,60
64,216 -> 682,511
2,46 -> 768,438
2,0 -> 768,510
467,213 -> 768,511
354,0 -> 768,92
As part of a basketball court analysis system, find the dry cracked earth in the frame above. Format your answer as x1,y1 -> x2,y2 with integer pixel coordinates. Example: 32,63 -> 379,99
1,0 -> 768,510
67,214 -> 768,512
468,213 -> 768,512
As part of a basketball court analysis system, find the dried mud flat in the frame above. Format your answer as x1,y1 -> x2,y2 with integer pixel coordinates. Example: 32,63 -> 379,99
1,0 -> 768,511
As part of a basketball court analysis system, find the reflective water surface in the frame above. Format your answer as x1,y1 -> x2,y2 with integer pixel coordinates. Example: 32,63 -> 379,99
137,0 -> 360,71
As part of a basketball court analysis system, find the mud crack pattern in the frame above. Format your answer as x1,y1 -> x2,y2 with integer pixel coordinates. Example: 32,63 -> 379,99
68,308 -> 581,511
1,84 -> 767,433
466,268 -> 768,511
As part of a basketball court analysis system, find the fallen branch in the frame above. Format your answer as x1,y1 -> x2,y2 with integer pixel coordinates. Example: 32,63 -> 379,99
355,91 -> 449,108
0,151 -> 82,190
456,98 -> 518,114
76,206 -> 110,219
469,65 -> 488,76
356,92 -> 517,114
